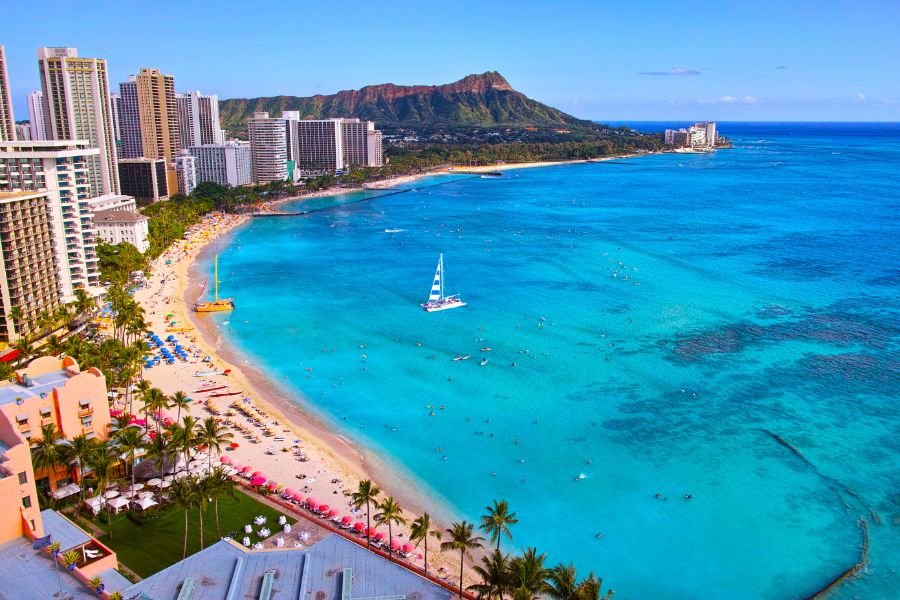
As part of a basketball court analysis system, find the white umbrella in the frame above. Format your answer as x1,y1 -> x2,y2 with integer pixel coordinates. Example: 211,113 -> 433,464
146,478 -> 162,487
158,480 -> 172,489
139,491 -> 155,498
103,490 -> 120,499
126,483 -> 145,492
132,496 -> 158,510
163,475 -> 175,482
107,496 -> 129,512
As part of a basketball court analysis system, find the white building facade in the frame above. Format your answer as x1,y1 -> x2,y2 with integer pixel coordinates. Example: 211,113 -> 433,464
248,112 -> 287,183
173,150 -> 197,196
92,209 -> 149,253
26,91 -> 47,141
190,141 -> 251,187
176,91 -> 225,149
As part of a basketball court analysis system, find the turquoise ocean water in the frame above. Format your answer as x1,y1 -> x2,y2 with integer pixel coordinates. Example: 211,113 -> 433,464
201,123 -> 899,599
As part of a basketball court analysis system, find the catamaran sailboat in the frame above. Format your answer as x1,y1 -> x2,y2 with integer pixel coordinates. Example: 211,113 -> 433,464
194,255 -> 234,313
421,253 -> 466,312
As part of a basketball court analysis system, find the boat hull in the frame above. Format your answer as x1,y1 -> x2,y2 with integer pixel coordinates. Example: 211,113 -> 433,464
194,300 -> 234,313
422,300 -> 467,312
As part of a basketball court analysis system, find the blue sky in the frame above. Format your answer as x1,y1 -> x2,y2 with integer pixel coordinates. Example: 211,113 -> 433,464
4,0 -> 899,121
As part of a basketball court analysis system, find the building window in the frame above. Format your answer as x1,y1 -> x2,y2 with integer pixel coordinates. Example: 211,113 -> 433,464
22,496 -> 32,509
18,472 -> 27,485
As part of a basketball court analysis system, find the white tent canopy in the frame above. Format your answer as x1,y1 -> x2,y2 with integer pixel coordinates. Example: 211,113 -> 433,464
132,496 -> 158,511
50,483 -> 80,499
107,496 -> 129,512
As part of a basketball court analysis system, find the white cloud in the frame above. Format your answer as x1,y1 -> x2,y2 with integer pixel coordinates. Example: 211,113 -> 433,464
638,67 -> 700,76
697,95 -> 759,105
856,93 -> 866,102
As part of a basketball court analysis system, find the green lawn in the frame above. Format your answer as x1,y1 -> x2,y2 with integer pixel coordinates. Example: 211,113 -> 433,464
97,492 -> 295,578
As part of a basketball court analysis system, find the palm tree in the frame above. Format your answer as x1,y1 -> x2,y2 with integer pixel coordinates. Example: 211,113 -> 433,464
74,288 -> 94,317
480,499 -> 519,550
375,496 -> 406,560
574,573 -> 613,600
441,521 -> 484,598
30,424 -> 65,489
170,476 -> 198,558
196,416 -> 233,471
134,379 -> 152,419
14,336 -> 34,365
174,415 -> 200,468
507,547 -> 548,600
469,550 -> 511,600
546,564 -> 579,600
87,443 -> 120,529
61,434 -> 98,514
410,513 -> 442,578
194,475 -> 211,550
144,431 -> 171,482
43,334 -> 66,357
206,467 -> 236,538
114,426 -> 146,504
8,305 -> 23,336
144,387 -> 170,433
350,480 -> 380,548
170,391 -> 191,423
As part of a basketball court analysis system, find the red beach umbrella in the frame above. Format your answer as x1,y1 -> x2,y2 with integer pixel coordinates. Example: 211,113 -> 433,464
284,488 -> 296,496
250,477 -> 266,486
327,509 -> 338,517
375,532 -> 385,541
251,471 -> 264,478
341,516 -> 352,525
266,482 -> 278,491
318,504 -> 330,514
241,466 -> 252,473
390,539 -> 401,551
307,499 -> 319,510
219,456 -> 230,464
230,442 -> 240,449
148,432 -> 157,440
292,492 -> 304,502
110,409 -> 122,417
402,543 -> 413,553
353,522 -> 365,532
365,527 -> 377,537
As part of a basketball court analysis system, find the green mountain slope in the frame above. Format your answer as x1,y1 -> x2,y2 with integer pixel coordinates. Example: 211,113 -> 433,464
219,72 -> 593,132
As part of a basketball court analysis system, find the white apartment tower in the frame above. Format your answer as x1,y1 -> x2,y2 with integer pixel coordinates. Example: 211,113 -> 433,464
189,141 -> 252,187
177,91 -> 224,149
366,125 -> 384,167
0,46 -> 15,141
37,47 -> 120,197
248,112 -> 287,183
173,150 -> 197,196
0,140 -> 103,300
27,91 -> 47,141
109,93 -> 122,154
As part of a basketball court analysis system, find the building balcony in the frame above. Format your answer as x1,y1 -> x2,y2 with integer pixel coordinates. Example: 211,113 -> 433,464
78,407 -> 93,418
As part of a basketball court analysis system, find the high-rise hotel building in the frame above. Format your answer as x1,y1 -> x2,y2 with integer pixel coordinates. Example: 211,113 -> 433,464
293,118 -> 344,175
26,92 -> 47,141
118,77 -> 142,159
134,68 -> 180,194
0,46 -> 15,142
189,141 -> 251,187
0,140 -> 105,338
248,112 -> 287,183
37,47 -> 119,197
176,91 -> 224,149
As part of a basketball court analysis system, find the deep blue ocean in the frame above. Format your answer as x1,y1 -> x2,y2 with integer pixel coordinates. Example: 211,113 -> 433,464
201,123 -> 899,599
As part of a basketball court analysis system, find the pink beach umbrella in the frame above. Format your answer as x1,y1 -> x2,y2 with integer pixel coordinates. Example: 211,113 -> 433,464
327,509 -> 338,518
250,477 -> 266,486
219,456 -> 231,464
341,516 -> 352,526
374,532 -> 385,542
292,492 -> 304,502
266,482 -> 278,491
110,409 -> 122,417
318,504 -> 330,514
402,543 -> 413,554
241,466 -> 252,474
390,539 -> 401,551
283,488 -> 296,497
251,471 -> 264,478
306,499 -> 319,510
353,522 -> 365,532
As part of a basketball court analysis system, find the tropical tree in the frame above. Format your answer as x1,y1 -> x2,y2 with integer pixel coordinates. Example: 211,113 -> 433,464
14,337 -> 34,365
574,572 -> 614,600
469,550 -> 511,600
441,521 -> 484,598
206,467 -> 236,538
410,512 -> 442,578
170,476 -> 198,559
194,475 -> 211,550
375,496 -> 406,560
144,387 -> 170,433
134,379 -> 152,419
350,480 -> 380,548
480,499 -> 519,550
546,563 -> 579,600
172,415 -> 200,468
87,442 -> 120,529
170,391 -> 191,423
144,430 -> 171,482
30,424 -> 66,489
507,547 -> 548,600
114,426 -> 146,504
61,434 -> 98,514
74,288 -> 95,317
196,416 -> 233,471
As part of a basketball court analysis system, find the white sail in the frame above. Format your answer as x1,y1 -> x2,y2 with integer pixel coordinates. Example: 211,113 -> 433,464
428,254 -> 443,302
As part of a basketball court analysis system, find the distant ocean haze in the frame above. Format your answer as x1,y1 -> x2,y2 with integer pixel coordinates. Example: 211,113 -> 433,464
203,123 -> 900,599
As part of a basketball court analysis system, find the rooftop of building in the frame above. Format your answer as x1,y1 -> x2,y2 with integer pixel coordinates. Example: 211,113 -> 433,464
93,209 -> 148,224
39,509 -> 91,552
0,190 -> 47,202
0,368 -> 70,407
123,534 -> 453,600
118,157 -> 165,164
0,537 -> 99,600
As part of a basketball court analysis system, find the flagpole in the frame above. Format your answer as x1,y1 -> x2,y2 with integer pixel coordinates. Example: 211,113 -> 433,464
51,534 -> 63,599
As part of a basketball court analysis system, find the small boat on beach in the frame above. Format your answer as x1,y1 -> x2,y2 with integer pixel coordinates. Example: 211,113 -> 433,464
194,385 -> 228,393
194,255 -> 234,313
421,253 -> 466,312
453,355 -> 472,361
